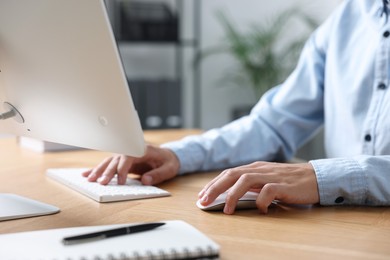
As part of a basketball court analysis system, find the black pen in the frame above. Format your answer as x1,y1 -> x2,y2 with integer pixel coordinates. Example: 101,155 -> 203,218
62,222 -> 165,245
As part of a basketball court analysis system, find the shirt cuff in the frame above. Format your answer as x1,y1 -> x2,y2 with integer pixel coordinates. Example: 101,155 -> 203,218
309,157 -> 367,205
160,137 -> 205,175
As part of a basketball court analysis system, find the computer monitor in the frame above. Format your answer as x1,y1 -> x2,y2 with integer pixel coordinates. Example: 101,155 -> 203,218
0,0 -> 145,220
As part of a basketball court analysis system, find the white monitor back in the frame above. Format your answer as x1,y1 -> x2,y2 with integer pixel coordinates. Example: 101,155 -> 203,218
0,0 -> 145,157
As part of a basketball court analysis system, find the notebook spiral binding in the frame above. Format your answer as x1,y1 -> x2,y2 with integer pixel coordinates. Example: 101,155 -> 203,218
79,245 -> 219,260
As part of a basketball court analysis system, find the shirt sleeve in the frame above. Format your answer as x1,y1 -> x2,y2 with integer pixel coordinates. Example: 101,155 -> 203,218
310,155 -> 390,205
162,27 -> 328,174
161,109 -> 297,174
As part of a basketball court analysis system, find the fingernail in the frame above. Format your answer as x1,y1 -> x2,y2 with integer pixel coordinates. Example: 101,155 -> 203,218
201,194 -> 209,203
97,176 -> 107,183
198,189 -> 205,198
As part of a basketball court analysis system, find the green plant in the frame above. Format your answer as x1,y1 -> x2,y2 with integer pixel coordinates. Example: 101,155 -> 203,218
198,8 -> 318,99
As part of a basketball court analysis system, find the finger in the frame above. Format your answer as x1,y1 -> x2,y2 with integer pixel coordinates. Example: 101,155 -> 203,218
116,155 -> 135,184
198,174 -> 221,198
223,173 -> 262,214
140,163 -> 177,186
198,162 -> 270,198
199,168 -> 246,206
256,183 -> 282,214
97,156 -> 121,185
198,168 -> 239,199
81,168 -> 92,177
86,156 -> 113,182
198,166 -> 256,198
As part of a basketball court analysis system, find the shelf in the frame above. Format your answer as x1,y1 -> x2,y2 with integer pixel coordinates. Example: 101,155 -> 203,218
128,79 -> 181,129
106,0 -> 201,129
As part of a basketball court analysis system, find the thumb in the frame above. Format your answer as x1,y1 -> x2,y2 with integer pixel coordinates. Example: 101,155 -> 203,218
140,165 -> 177,185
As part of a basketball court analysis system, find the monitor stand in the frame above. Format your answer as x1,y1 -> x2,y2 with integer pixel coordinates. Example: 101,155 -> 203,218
1,106 -> 60,221
0,193 -> 60,221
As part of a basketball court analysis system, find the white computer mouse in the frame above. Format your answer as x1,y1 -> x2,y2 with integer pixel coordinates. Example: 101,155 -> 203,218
196,191 -> 259,211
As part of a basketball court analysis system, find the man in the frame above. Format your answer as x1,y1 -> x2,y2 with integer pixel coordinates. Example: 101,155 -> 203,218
83,0 -> 390,214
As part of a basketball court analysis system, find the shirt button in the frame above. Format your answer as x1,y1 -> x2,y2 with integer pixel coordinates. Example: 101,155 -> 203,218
378,83 -> 387,90
384,31 -> 390,37
335,197 -> 344,204
364,134 -> 372,142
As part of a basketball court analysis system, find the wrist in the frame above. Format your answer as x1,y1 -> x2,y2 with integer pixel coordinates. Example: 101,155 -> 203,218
163,148 -> 181,176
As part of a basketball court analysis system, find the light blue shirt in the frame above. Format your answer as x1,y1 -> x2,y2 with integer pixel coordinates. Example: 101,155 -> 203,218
162,0 -> 390,206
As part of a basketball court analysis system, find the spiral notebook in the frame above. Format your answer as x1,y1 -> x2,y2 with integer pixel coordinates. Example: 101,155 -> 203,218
0,220 -> 220,260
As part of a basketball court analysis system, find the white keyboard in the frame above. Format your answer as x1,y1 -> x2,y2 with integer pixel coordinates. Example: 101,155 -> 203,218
46,168 -> 170,202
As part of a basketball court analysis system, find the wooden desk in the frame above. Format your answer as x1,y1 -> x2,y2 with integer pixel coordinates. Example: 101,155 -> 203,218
0,130 -> 389,259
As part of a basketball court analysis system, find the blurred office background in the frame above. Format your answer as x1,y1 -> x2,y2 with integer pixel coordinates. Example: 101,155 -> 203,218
106,0 -> 340,160
1,0 -> 341,159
